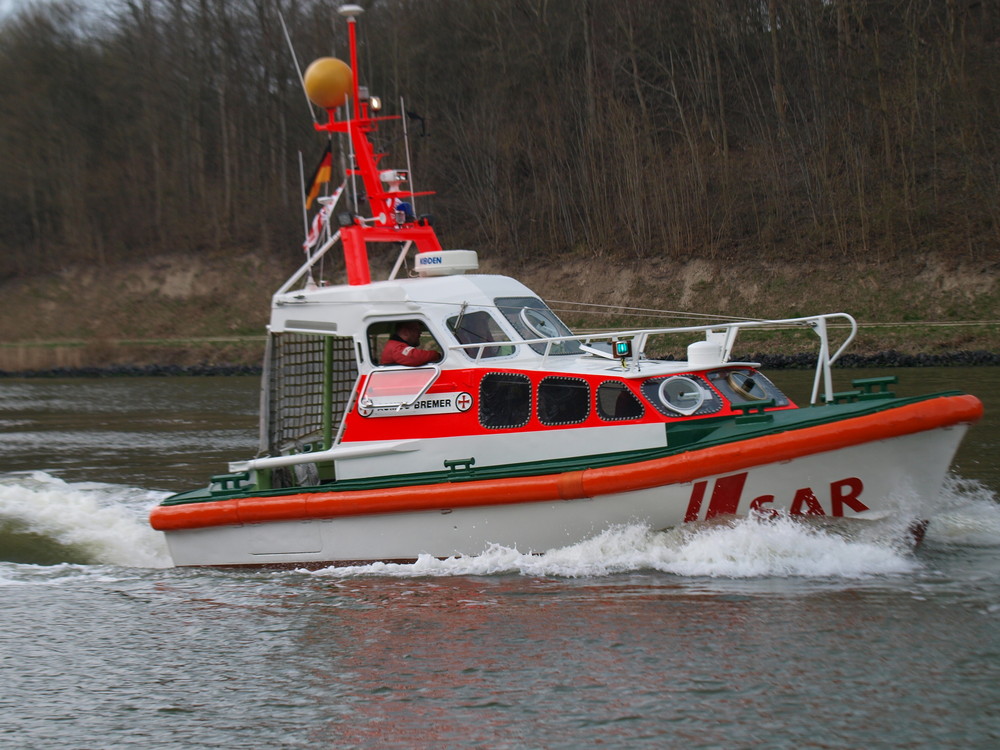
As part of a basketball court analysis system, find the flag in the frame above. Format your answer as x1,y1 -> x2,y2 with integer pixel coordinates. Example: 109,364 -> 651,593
304,142 -> 332,210
303,203 -> 333,252
302,185 -> 344,252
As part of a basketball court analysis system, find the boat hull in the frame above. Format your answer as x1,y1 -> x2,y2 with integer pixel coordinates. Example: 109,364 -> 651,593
155,395 -> 980,567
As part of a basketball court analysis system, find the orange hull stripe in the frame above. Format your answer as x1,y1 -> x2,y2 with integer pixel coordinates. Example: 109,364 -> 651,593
150,394 -> 982,531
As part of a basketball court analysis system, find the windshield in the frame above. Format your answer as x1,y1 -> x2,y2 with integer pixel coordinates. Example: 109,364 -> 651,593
446,310 -> 514,359
495,296 -> 580,356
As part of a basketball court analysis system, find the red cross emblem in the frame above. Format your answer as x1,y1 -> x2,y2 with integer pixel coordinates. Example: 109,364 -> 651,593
456,392 -> 473,412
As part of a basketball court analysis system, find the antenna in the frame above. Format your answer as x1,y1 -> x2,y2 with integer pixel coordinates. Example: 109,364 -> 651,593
278,10 -> 317,124
298,152 -> 309,242
338,3 -> 362,214
337,4 -> 364,18
401,96 -> 417,215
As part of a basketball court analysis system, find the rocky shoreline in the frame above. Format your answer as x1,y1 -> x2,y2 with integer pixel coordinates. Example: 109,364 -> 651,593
2,349 -> 997,378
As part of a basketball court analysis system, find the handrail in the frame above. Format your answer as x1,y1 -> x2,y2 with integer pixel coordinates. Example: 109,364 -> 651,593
447,313 -> 858,405
357,364 -> 442,412
229,439 -> 421,473
274,229 -> 343,297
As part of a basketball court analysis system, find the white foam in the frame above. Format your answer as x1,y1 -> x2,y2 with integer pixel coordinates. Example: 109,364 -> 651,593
924,474 -> 1000,547
306,515 -> 918,580
0,471 -> 171,568
4,469 -> 992,578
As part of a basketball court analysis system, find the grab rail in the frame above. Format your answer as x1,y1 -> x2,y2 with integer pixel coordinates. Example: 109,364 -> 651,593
448,313 -> 858,405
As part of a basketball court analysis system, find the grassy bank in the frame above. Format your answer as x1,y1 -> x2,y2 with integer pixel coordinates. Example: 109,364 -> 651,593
0,249 -> 997,374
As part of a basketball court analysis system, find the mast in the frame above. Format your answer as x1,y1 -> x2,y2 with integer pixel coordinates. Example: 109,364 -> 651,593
302,4 -> 442,286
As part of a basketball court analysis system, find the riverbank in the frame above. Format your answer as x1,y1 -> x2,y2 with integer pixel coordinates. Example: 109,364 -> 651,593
1,249 -> 997,375
3,347 -> 999,378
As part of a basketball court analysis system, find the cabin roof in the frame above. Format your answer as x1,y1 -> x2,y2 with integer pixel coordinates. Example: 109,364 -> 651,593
270,274 -> 539,334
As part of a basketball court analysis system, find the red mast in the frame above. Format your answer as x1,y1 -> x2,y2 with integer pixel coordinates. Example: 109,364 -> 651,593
307,4 -> 442,285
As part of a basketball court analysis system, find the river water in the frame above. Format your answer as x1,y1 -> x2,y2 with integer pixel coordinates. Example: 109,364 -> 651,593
1,368 -> 998,748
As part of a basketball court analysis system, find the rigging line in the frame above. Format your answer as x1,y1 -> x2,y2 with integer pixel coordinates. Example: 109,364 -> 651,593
546,307 -> 748,323
545,305 -> 755,323
286,297 -> 792,336
546,299 -> 770,323
287,296 -> 743,324
278,10 -> 317,124
278,295 -> 766,332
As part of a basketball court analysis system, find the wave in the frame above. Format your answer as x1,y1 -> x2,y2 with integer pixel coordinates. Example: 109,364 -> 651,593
304,515 -> 919,580
307,474 -> 1000,580
1,471 -> 996,577
924,474 -> 1000,547
0,471 -> 171,568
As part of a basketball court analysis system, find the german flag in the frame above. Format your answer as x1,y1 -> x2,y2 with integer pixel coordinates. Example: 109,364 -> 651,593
305,142 -> 332,210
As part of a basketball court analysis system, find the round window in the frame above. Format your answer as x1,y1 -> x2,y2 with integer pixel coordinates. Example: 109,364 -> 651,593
727,371 -> 768,400
519,307 -> 561,339
657,376 -> 705,415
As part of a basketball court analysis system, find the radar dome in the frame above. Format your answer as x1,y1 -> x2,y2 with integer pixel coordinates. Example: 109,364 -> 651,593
303,57 -> 352,109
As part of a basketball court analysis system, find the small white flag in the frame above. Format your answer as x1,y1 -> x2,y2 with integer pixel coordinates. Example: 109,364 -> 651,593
303,185 -> 344,252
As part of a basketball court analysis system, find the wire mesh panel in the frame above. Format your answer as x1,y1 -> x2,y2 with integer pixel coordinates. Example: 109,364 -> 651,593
264,333 -> 358,455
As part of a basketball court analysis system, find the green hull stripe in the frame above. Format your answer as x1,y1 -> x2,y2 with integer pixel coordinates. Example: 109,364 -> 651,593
160,392 -> 962,507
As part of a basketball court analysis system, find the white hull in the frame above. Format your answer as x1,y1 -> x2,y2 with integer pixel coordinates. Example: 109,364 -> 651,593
161,424 -> 967,567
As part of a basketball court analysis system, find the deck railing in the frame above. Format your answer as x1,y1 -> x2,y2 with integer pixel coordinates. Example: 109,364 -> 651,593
449,313 -> 858,406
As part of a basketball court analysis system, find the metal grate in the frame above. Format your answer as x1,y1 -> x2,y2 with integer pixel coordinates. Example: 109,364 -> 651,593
262,333 -> 358,455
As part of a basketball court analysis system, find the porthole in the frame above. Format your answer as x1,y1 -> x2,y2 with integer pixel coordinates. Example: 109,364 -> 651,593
707,368 -> 790,407
727,371 -> 768,400
640,375 -> 722,418
519,307 -> 561,339
657,376 -> 705,415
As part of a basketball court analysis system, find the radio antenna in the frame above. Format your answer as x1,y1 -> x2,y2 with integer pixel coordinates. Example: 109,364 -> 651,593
401,96 -> 417,214
278,10 -> 317,123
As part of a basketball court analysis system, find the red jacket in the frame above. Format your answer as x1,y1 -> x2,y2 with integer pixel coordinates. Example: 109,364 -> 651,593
380,338 -> 442,366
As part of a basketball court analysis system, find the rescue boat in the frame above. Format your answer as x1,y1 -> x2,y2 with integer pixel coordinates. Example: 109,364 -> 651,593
149,4 -> 983,567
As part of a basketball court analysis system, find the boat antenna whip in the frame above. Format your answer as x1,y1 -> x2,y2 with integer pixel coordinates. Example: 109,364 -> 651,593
297,152 -> 312,266
401,95 -> 417,215
278,9 -> 318,125
282,6 -> 326,278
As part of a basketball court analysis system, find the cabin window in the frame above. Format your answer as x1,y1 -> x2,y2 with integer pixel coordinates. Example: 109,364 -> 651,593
641,375 -> 722,417
366,319 -> 442,366
537,376 -> 590,426
707,368 -> 790,407
596,380 -> 644,421
446,310 -> 514,360
494,296 -> 580,355
359,367 -> 440,411
479,373 -> 532,429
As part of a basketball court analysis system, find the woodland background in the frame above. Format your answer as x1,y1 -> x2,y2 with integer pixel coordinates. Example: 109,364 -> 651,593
2,0 -> 998,273
0,0 -> 998,368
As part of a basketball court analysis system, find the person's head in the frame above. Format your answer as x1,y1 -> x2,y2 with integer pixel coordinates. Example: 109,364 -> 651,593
395,320 -> 423,345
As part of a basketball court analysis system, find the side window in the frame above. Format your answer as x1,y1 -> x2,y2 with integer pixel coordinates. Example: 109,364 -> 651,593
446,310 -> 514,359
479,373 -> 531,429
707,368 -> 790,407
596,381 -> 644,421
537,377 -> 590,426
366,320 -> 441,366
366,321 -> 395,365
494,296 -> 580,355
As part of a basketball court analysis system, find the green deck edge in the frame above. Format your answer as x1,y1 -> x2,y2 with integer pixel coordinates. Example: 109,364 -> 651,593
159,391 -> 963,507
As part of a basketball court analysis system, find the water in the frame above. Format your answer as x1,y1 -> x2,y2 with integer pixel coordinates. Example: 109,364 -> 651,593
1,369 -> 998,748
